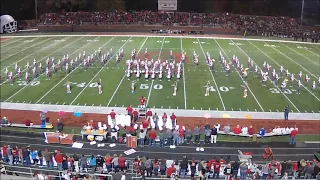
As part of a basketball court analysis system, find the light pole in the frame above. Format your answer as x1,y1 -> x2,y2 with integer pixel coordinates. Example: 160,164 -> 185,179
300,0 -> 305,27
35,0 -> 38,19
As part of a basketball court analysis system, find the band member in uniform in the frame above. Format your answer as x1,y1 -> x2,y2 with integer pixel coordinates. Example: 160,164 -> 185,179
297,80 -> 302,94
172,81 -> 178,96
139,96 -> 146,108
312,81 -> 316,90
66,81 -> 71,94
131,80 -> 136,94
205,81 -> 210,96
241,84 -> 248,98
98,78 -> 102,94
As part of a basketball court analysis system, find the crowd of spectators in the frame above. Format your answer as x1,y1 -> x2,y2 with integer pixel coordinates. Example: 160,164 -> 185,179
38,11 -> 320,41
1,143 -> 320,179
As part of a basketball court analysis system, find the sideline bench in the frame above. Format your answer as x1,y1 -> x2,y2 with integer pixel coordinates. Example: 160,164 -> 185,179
1,123 -> 53,129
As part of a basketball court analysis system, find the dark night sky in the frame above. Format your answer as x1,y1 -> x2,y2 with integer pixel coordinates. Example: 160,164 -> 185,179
0,0 -> 319,21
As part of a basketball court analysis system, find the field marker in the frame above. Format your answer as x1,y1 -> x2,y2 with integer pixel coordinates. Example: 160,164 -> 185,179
56,102 -> 59,105
193,107 -> 194,110
49,102 -> 51,104
247,40 -> 320,102
312,110 -> 314,113
42,102 -> 45,104
198,38 -> 226,111
99,104 -> 102,106
106,37 -> 148,107
29,101 -> 32,103
280,42 -> 320,66
169,106 -> 171,109
180,37 -> 187,109
247,109 -> 249,111
63,102 -> 65,105
92,104 -> 95,106
161,106 -> 163,109
231,108 -> 233,111
305,110 -> 308,113
277,109 -> 279,112
77,103 -> 79,105
201,107 -> 202,110
121,105 -> 124,107
0,37 -> 50,63
22,101 -> 25,103
269,109 -> 272,112
216,108 -> 218,110
239,108 -> 241,111
255,109 -> 257,112
4,37 -> 86,102
177,107 -> 179,109
232,40 -> 300,112
16,100 -> 19,103
10,100 -> 12,103
114,104 -> 117,107
35,37 -> 114,104
291,110 -> 294,112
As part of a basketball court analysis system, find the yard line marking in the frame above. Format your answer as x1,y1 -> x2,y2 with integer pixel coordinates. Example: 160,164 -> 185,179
0,37 -> 52,65
197,38 -> 226,111
146,37 -> 166,108
56,102 -> 59,105
49,102 -> 51,104
0,37 -> 25,48
16,101 -> 19,103
70,37 -> 130,105
29,101 -> 31,103
1,37 -> 41,54
232,40 -> 300,112
4,37 -> 86,102
280,43 -> 320,66
248,41 -> 320,102
1,36 -> 74,84
42,102 -> 45,104
22,101 -> 25,103
106,37 -> 148,107
77,103 -> 80,106
265,42 -> 317,78
214,39 -> 264,111
84,103 -> 87,106
35,37 -> 114,104
180,37 -> 187,109
99,104 -> 102,106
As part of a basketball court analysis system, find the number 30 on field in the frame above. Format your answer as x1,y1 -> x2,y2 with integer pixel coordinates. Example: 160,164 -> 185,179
140,84 -> 163,90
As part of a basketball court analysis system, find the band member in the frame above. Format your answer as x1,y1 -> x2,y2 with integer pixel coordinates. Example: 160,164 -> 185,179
39,63 -> 43,73
241,84 -> 248,98
281,79 -> 288,92
25,72 -> 29,83
280,66 -> 284,77
145,69 -> 149,81
5,68 -> 9,80
312,81 -> 316,90
145,48 -> 148,58
98,78 -> 102,94
262,72 -> 267,86
136,67 -> 140,79
305,74 -> 310,86
139,96 -> 146,108
17,68 -> 21,80
242,68 -> 249,79
131,80 -> 136,94
32,67 -> 37,79
46,67 -> 50,80
66,81 -> 71,94
172,81 -> 178,96
225,63 -> 230,76
298,71 -> 302,80
205,81 -> 210,96
170,50 -> 173,61
290,74 -> 294,87
9,72 -> 13,85
297,80 -> 302,94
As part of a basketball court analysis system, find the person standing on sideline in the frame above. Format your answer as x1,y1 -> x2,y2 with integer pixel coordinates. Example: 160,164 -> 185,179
211,126 -> 218,144
290,128 -> 298,145
284,105 -> 290,120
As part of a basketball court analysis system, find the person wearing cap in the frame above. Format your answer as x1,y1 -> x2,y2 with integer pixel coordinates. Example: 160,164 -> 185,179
110,109 -> 116,125
133,109 -> 139,123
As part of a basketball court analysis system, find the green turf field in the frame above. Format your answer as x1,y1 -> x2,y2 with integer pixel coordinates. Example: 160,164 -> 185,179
0,35 -> 319,113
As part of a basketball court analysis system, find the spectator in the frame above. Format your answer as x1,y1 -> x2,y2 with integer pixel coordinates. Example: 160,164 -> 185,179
73,153 -> 79,172
145,157 -> 152,177
57,119 -> 64,132
178,127 -> 185,144
148,128 -> 157,147
146,109 -> 152,121
23,146 -> 31,166
1,117 -> 9,125
173,129 -> 179,146
167,163 -> 176,178
139,130 -> 146,147
174,160 -> 180,177
44,148 -> 52,168
162,113 -> 167,124
193,126 -> 200,144
80,154 -> 87,172
31,149 -> 38,165
190,158 -> 197,180
118,154 -> 126,172
158,130 -> 165,147
180,156 -> 188,177
38,149 -> 43,167
259,127 -> 266,136
290,128 -> 298,145
304,162 -> 314,179
234,125 -> 241,134
166,129 -> 173,146
110,109 -> 116,125
133,109 -> 139,123
142,118 -> 149,130
281,172 -> 289,179
112,154 -> 119,173
232,160 -> 240,179
223,125 -> 231,134
204,122 -> 210,130
248,125 -> 254,135
152,113 -> 159,129
126,105 -> 133,117
213,160 -> 221,179
62,156 -> 68,170
204,128 -> 211,144
224,163 -> 233,180
284,105 -> 290,120
133,157 -> 140,174
12,147 -> 18,165
159,159 -> 167,178
170,113 -> 176,127
96,154 -> 104,170
185,128 -> 192,144
54,151 -> 63,170
240,162 -> 248,180
104,154 -> 112,172
7,145 -> 13,165
211,126 -> 218,144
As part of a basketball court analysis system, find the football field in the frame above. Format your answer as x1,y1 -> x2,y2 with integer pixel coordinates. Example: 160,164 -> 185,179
0,34 -> 319,113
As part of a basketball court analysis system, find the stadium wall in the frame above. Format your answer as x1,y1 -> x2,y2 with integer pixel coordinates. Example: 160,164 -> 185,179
37,24 -> 239,35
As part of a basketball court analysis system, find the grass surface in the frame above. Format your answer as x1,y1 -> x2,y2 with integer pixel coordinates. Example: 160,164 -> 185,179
0,36 -> 320,112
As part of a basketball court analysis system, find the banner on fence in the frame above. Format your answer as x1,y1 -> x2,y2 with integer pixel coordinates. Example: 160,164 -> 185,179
158,0 -> 178,11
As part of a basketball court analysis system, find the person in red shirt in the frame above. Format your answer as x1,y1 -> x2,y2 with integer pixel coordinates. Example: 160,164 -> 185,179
170,113 -> 176,127
118,154 -> 126,171
54,152 -> 63,170
233,125 -> 241,134
104,154 -> 113,172
213,160 -> 221,179
148,129 -> 157,147
290,128 -> 298,145
248,126 -> 254,135
162,113 -> 167,123
2,145 -> 7,163
133,109 -> 139,123
142,119 -> 149,130
146,109 -> 152,121
166,164 -> 176,178
219,156 -> 225,164
139,96 -> 146,108
126,124 -> 135,135
110,110 -> 116,125
178,127 -> 185,145
126,105 -> 133,121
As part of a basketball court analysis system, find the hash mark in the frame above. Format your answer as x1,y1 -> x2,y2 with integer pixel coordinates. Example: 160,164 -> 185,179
153,106 -> 155,108
115,104 -> 117,107
77,103 -> 79,105
312,110 -> 314,113
305,110 -> 308,113
10,100 -> 13,103
209,108 -> 210,110
122,105 -> 124,107
201,107 -> 202,110
42,102 -> 44,104
231,108 -> 233,111
247,109 -> 249,111
84,103 -> 87,106
277,109 -> 279,112
216,108 -> 218,111
63,102 -> 66,105
291,110 -> 294,112
99,104 -> 102,106
49,102 -> 51,104
169,106 -> 171,109
16,101 -> 20,103
161,106 -> 163,109
56,102 -> 59,105
92,104 -> 95,106
29,101 -> 32,103
269,109 -> 272,112
193,107 -> 195,110
255,109 -> 257,112
239,109 -> 241,111
22,101 -> 25,103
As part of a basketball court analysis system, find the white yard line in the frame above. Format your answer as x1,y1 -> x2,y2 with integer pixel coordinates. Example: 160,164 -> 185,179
231,40 -> 300,112
0,36 -> 74,85
106,37 -> 149,107
214,39 -> 264,112
4,36 -> 88,102
0,38 -> 52,62
146,37 -> 165,107
0,37 -> 24,47
265,42 -> 317,78
247,40 -> 320,102
305,48 -> 320,58
1,37 -> 40,54
280,42 -> 320,67
70,37 -> 132,105
180,37 -> 187,109
36,37 -> 115,104
197,38 -> 226,111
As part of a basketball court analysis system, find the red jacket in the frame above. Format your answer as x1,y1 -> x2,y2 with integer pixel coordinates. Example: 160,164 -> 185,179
167,166 -> 176,177
2,146 -> 7,155
54,153 -> 63,163
179,129 -> 184,137
133,111 -> 138,116
105,157 -> 112,165
149,130 -> 157,140
213,162 -> 221,172
146,111 -> 152,116
291,129 -> 298,137
234,127 -> 241,134
170,114 -> 176,121
126,106 -> 133,114
162,113 -> 167,120
142,119 -> 149,128
110,112 -> 116,119
118,157 -> 126,167
248,127 -> 254,135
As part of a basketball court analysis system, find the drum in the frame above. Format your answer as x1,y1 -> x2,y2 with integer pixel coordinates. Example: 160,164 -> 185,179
99,127 -> 104,134
87,135 -> 94,141
86,127 -> 91,134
